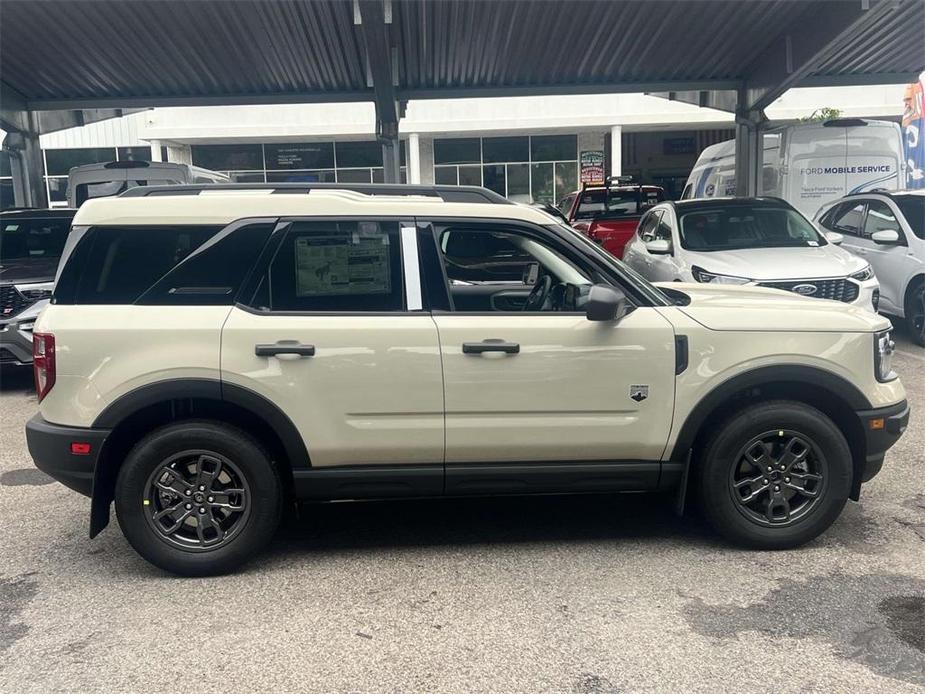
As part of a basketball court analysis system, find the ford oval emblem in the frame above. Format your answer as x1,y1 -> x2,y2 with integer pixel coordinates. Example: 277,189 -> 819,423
792,283 -> 818,296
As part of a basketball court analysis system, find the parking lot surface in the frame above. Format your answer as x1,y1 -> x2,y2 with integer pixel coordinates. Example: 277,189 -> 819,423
1,325 -> 923,694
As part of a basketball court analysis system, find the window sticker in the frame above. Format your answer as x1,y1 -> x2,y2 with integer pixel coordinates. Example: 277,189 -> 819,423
294,230 -> 391,297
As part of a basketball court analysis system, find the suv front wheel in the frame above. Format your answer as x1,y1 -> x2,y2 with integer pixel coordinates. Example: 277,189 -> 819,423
115,420 -> 282,576
697,400 -> 852,549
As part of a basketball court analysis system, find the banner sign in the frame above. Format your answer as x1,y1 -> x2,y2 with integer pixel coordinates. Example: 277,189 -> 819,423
580,150 -> 605,184
903,73 -> 925,189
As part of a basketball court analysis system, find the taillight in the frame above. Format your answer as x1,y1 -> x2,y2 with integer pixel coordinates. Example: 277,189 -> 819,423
33,332 -> 56,402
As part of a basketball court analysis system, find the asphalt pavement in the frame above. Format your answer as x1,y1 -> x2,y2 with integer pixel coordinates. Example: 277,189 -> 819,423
0,322 -> 923,693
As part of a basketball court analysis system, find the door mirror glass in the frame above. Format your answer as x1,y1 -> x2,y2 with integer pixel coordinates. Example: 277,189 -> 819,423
586,283 -> 627,322
871,229 -> 900,245
824,231 -> 844,245
645,238 -> 671,255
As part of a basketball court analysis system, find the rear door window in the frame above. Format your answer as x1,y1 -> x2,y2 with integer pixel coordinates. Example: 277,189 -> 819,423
0,218 -> 71,261
574,190 -> 639,220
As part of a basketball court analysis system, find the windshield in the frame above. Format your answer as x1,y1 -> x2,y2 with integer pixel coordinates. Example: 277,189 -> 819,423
678,205 -> 825,252
0,218 -> 71,261
574,190 -> 639,220
896,196 -> 924,240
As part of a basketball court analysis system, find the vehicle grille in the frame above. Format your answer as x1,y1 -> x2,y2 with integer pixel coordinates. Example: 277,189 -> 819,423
0,284 -> 33,319
757,278 -> 860,303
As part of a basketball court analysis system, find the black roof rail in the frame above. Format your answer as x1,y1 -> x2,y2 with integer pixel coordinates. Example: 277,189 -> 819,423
118,182 -> 513,205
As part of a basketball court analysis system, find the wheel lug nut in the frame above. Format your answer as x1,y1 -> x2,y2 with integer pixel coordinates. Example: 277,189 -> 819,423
185,503 -> 192,510
185,490 -> 191,496
198,485 -> 205,491
198,507 -> 206,514
763,478 -> 769,484
785,477 -> 790,482
767,466 -> 772,471
774,485 -> 780,491
207,496 -> 214,502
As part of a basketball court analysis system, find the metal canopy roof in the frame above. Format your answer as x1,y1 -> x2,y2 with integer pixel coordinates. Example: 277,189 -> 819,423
2,0 -> 923,117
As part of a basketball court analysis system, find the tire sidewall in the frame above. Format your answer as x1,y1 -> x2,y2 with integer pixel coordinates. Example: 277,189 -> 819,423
115,421 -> 281,576
699,402 -> 852,549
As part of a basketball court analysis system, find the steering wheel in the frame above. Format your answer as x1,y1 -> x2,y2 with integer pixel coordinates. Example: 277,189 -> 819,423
522,274 -> 553,311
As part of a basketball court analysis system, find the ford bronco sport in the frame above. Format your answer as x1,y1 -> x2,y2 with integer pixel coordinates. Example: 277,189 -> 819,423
26,183 -> 909,576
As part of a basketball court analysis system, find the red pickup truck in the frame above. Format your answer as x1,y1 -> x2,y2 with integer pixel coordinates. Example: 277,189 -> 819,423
558,179 -> 665,258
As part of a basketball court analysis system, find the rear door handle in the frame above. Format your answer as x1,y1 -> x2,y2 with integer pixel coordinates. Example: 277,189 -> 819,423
462,339 -> 520,354
255,341 -> 316,357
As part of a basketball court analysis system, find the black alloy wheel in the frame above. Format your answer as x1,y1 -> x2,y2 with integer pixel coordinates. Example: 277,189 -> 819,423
144,450 -> 251,551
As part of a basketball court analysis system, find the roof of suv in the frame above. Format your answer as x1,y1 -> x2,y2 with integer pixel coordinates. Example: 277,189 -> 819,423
72,185 -> 554,227
0,208 -> 77,220
671,196 -> 793,210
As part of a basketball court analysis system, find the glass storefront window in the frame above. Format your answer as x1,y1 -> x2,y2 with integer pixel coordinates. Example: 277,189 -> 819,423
531,163 -> 554,203
507,163 -> 530,200
482,136 -> 529,163
435,166 -> 457,185
47,177 -> 68,202
482,165 -> 506,195
230,171 -> 268,183
336,141 -> 382,168
45,147 -> 115,176
555,161 -> 578,200
434,138 -> 481,165
265,143 -> 334,170
0,151 -> 11,177
191,144 -> 263,171
458,165 -> 482,186
530,135 -> 577,162
337,168 -> 373,183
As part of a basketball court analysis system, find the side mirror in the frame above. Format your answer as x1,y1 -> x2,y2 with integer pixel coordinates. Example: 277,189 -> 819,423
586,284 -> 627,322
645,238 -> 672,255
871,229 -> 900,245
825,231 -> 844,245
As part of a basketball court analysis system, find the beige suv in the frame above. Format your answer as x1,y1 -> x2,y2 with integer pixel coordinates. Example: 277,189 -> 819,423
26,184 -> 909,576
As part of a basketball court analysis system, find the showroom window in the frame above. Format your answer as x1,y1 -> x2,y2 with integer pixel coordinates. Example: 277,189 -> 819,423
433,135 -> 578,204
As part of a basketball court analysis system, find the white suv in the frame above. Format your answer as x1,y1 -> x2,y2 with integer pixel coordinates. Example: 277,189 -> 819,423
815,190 -> 925,346
26,184 -> 909,576
622,197 -> 879,311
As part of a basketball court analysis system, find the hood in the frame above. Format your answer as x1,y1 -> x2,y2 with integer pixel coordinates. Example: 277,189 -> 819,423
682,244 -> 866,281
660,283 -> 890,333
0,256 -> 59,284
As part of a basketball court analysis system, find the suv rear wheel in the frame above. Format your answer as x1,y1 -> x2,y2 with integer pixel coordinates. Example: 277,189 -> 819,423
697,401 -> 852,549
115,420 -> 282,576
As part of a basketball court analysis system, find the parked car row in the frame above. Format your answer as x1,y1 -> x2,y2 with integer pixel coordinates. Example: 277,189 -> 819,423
557,184 -> 924,346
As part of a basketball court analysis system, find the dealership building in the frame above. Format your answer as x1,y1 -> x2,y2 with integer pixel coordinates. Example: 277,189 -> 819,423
0,84 -> 905,209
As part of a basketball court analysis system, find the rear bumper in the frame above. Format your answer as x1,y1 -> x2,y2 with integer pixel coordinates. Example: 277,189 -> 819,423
855,399 -> 909,484
25,414 -> 110,497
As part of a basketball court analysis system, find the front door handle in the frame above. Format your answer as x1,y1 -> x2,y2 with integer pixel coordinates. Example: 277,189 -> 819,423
462,339 -> 520,354
255,341 -> 316,357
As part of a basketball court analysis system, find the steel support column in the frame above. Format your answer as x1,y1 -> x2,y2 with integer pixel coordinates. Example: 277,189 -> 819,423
734,90 -> 767,197
2,115 -> 47,208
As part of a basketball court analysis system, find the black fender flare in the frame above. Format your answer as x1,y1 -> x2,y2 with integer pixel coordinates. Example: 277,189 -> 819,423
89,378 -> 309,537
668,364 -> 871,463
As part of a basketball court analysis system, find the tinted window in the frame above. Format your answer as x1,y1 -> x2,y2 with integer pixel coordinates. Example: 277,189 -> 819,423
137,222 -> 274,305
434,138 -> 481,165
530,135 -> 577,162
61,226 -> 219,304
252,221 -> 403,312
826,202 -> 865,236
895,196 -> 925,240
46,148 -> 115,176
335,141 -> 382,168
191,144 -> 263,171
117,147 -> 152,163
1,218 -> 71,261
265,142 -> 335,170
482,137 -> 529,163
678,206 -> 824,251
441,229 -> 533,282
575,190 -> 639,219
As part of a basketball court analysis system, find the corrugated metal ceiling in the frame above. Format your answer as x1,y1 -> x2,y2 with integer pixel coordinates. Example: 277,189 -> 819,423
1,0 -> 922,107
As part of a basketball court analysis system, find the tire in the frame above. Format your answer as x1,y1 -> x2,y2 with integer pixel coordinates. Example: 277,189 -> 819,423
115,420 -> 282,576
905,280 -> 925,348
697,400 -> 852,550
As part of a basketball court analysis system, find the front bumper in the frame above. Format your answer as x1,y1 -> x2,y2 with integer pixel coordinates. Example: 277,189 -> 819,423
0,299 -> 46,365
25,414 -> 110,497
855,399 -> 909,486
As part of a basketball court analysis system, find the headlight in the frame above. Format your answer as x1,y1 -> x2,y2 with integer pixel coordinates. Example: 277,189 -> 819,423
850,264 -> 874,282
691,265 -> 751,285
874,330 -> 897,382
13,281 -> 54,301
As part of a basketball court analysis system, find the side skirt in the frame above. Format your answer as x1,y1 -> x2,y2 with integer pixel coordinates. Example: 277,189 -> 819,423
293,461 -> 664,501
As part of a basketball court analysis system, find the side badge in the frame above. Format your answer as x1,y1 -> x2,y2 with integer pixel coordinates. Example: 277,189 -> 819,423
630,385 -> 649,402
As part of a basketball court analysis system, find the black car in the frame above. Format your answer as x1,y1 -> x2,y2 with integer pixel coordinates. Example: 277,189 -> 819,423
0,208 -> 75,365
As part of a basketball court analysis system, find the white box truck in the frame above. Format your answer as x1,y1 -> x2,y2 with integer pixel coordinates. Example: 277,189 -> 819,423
681,119 -> 904,219
67,161 -> 230,207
